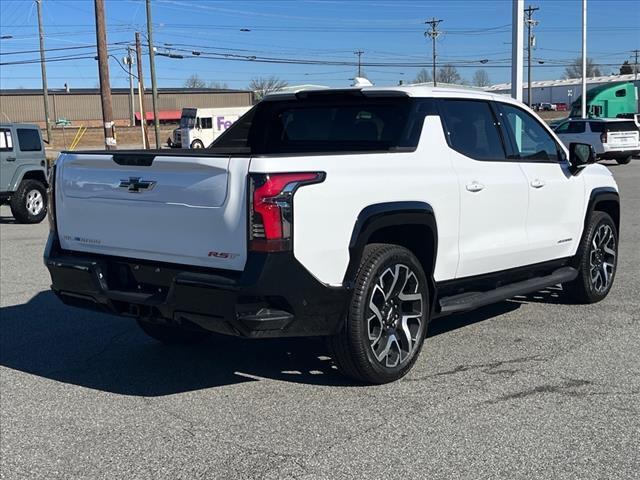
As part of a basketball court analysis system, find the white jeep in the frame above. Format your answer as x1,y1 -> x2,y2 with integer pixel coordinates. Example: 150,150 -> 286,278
45,86 -> 620,384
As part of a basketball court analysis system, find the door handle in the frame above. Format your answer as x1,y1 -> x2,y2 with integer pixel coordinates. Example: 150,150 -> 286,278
530,178 -> 546,189
6,156 -> 16,162
465,181 -> 485,193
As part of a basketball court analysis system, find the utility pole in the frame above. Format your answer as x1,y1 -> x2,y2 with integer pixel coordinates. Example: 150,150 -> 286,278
135,32 -> 149,149
511,0 -> 524,101
424,18 -> 442,87
35,0 -> 52,144
125,47 -> 135,126
524,5 -> 539,108
632,49 -> 639,81
581,0 -> 587,119
94,0 -> 116,149
146,0 -> 160,149
354,50 -> 364,77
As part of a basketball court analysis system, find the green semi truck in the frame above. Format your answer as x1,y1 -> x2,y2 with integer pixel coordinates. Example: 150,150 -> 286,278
569,81 -> 638,119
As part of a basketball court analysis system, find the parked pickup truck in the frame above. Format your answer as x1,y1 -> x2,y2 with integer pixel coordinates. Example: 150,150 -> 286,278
45,86 -> 620,384
1,123 -> 49,223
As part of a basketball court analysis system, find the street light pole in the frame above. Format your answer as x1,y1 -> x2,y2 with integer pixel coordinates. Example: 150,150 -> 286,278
146,0 -> 160,149
511,0 -> 524,101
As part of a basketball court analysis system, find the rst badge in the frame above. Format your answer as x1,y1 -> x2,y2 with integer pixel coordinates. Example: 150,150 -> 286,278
208,251 -> 239,259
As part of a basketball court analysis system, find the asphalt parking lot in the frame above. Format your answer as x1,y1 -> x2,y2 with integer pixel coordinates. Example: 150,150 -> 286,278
1,160 -> 639,480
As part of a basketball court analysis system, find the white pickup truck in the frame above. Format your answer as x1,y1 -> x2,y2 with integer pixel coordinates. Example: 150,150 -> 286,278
45,86 -> 620,384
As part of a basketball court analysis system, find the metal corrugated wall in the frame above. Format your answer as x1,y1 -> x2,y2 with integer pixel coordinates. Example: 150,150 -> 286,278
0,91 -> 253,123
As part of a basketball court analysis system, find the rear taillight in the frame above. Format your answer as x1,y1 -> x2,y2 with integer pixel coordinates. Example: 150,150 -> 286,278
249,172 -> 324,252
47,164 -> 57,233
600,131 -> 607,143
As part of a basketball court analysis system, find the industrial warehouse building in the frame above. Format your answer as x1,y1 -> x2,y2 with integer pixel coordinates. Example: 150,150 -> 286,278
485,73 -> 640,108
0,87 -> 254,127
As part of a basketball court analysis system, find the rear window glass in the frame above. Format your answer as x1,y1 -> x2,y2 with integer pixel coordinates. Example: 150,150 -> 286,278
439,99 -> 506,161
17,128 -> 42,151
606,121 -> 638,132
589,122 -> 605,133
210,95 -> 434,155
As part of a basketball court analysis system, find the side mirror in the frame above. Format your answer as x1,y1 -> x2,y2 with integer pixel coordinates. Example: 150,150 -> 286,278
568,142 -> 596,174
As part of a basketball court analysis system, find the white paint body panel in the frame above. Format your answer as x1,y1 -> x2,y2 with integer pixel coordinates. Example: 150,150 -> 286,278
56,153 -> 250,270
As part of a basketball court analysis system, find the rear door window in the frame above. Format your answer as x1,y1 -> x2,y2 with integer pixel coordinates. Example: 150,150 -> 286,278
589,122 -> 605,133
438,99 -> 506,161
566,121 -> 586,134
16,128 -> 42,152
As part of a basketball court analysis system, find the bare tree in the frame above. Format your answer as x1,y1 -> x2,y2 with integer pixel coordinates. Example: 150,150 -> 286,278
249,76 -> 288,100
619,61 -> 633,75
437,64 -> 462,84
413,68 -> 432,84
208,81 -> 229,89
472,69 -> 491,87
564,57 -> 601,79
184,74 -> 206,88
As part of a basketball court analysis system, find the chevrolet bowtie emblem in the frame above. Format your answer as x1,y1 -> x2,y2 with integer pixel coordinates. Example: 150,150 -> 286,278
119,177 -> 156,193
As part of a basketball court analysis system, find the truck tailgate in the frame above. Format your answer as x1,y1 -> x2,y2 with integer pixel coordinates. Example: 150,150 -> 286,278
55,152 -> 250,270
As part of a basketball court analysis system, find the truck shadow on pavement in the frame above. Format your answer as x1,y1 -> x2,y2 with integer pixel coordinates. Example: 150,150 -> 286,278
1,290 -> 520,395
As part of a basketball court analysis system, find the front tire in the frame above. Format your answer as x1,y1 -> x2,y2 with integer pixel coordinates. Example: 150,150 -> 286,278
190,140 -> 204,149
137,320 -> 210,345
329,244 -> 429,384
10,179 -> 47,224
563,211 -> 618,304
616,155 -> 632,165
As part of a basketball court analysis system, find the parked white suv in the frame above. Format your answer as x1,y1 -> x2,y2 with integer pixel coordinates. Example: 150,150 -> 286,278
554,118 -> 640,164
45,86 -> 620,384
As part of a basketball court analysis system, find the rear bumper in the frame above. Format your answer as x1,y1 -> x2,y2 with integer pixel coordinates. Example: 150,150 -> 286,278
599,148 -> 640,159
44,233 -> 348,338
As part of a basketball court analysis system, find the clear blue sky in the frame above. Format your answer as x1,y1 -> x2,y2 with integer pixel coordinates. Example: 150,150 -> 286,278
1,0 -> 638,91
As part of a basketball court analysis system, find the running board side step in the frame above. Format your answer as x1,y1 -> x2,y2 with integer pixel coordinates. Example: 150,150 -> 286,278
438,266 -> 578,315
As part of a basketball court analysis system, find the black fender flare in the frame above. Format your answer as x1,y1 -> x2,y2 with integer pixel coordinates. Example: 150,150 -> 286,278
584,187 -> 620,232
343,201 -> 438,288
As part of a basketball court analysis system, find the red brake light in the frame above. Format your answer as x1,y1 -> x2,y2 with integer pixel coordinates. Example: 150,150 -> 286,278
249,172 -> 324,252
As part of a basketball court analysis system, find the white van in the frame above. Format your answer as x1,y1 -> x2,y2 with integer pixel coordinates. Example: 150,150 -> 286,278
176,107 -> 251,149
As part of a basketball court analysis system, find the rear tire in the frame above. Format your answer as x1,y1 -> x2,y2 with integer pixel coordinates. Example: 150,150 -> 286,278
328,244 -> 429,384
616,155 -> 632,165
563,211 -> 618,304
137,320 -> 210,345
10,179 -> 47,224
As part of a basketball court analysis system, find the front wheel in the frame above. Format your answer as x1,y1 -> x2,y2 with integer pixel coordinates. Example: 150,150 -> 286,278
190,140 -> 204,149
616,155 -> 632,165
10,179 -> 47,224
563,211 -> 618,304
329,244 -> 429,384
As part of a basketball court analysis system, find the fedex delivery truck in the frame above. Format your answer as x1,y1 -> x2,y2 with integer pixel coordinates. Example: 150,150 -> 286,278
172,107 -> 251,149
